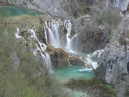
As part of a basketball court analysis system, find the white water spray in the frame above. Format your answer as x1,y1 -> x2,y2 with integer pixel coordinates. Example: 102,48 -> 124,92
44,20 -> 60,48
15,27 -> 53,73
64,20 -> 72,51
44,19 -> 78,52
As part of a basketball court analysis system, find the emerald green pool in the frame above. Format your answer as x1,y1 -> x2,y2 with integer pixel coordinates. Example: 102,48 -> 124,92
53,65 -> 95,82
0,6 -> 41,16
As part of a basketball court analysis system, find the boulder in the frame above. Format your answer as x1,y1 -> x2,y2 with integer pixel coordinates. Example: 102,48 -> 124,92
46,45 -> 69,67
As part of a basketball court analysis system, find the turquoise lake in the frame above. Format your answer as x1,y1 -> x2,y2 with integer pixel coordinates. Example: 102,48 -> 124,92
0,6 -> 41,16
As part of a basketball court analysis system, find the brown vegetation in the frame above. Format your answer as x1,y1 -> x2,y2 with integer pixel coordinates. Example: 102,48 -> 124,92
66,78 -> 115,97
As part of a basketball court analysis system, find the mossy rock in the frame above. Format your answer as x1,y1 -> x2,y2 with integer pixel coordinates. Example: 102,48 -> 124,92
46,46 -> 69,67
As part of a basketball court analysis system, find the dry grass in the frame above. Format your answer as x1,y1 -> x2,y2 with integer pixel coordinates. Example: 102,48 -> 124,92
0,14 -> 51,32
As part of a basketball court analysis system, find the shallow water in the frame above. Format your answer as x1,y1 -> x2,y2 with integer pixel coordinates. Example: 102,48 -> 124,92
53,65 -> 95,82
0,6 -> 41,16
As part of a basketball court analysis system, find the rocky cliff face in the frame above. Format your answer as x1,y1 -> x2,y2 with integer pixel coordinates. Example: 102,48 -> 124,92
91,15 -> 129,97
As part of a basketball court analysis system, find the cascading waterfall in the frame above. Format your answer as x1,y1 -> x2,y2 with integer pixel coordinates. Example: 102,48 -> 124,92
43,19 -> 78,52
15,27 -> 53,73
15,19 -> 100,73
44,20 -> 61,48
43,19 -> 99,71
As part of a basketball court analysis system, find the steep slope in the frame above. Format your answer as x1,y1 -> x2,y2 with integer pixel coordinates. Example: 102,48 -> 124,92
93,15 -> 129,97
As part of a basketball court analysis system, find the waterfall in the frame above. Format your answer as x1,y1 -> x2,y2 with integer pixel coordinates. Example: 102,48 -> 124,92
71,33 -> 78,52
64,20 -> 72,51
104,0 -> 129,9
28,27 -> 36,37
86,58 -> 98,69
44,19 -> 78,52
114,0 -> 120,7
105,0 -> 121,7
15,28 -> 22,38
44,53 -> 53,73
44,20 -> 60,48
15,19 -> 100,73
15,27 -> 53,73
15,19 -> 78,73
121,0 -> 129,10
105,0 -> 109,7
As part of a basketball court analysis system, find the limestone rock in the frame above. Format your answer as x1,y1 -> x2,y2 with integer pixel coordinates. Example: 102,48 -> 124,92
94,15 -> 129,97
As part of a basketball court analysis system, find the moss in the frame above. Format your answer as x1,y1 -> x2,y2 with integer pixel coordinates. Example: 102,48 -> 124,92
46,45 -> 69,67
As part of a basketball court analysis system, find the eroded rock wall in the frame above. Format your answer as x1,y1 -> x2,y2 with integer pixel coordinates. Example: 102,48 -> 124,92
93,15 -> 129,97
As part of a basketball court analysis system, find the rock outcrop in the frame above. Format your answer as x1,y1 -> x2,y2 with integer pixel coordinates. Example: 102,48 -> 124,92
46,45 -> 69,67
46,45 -> 85,67
92,15 -> 129,97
